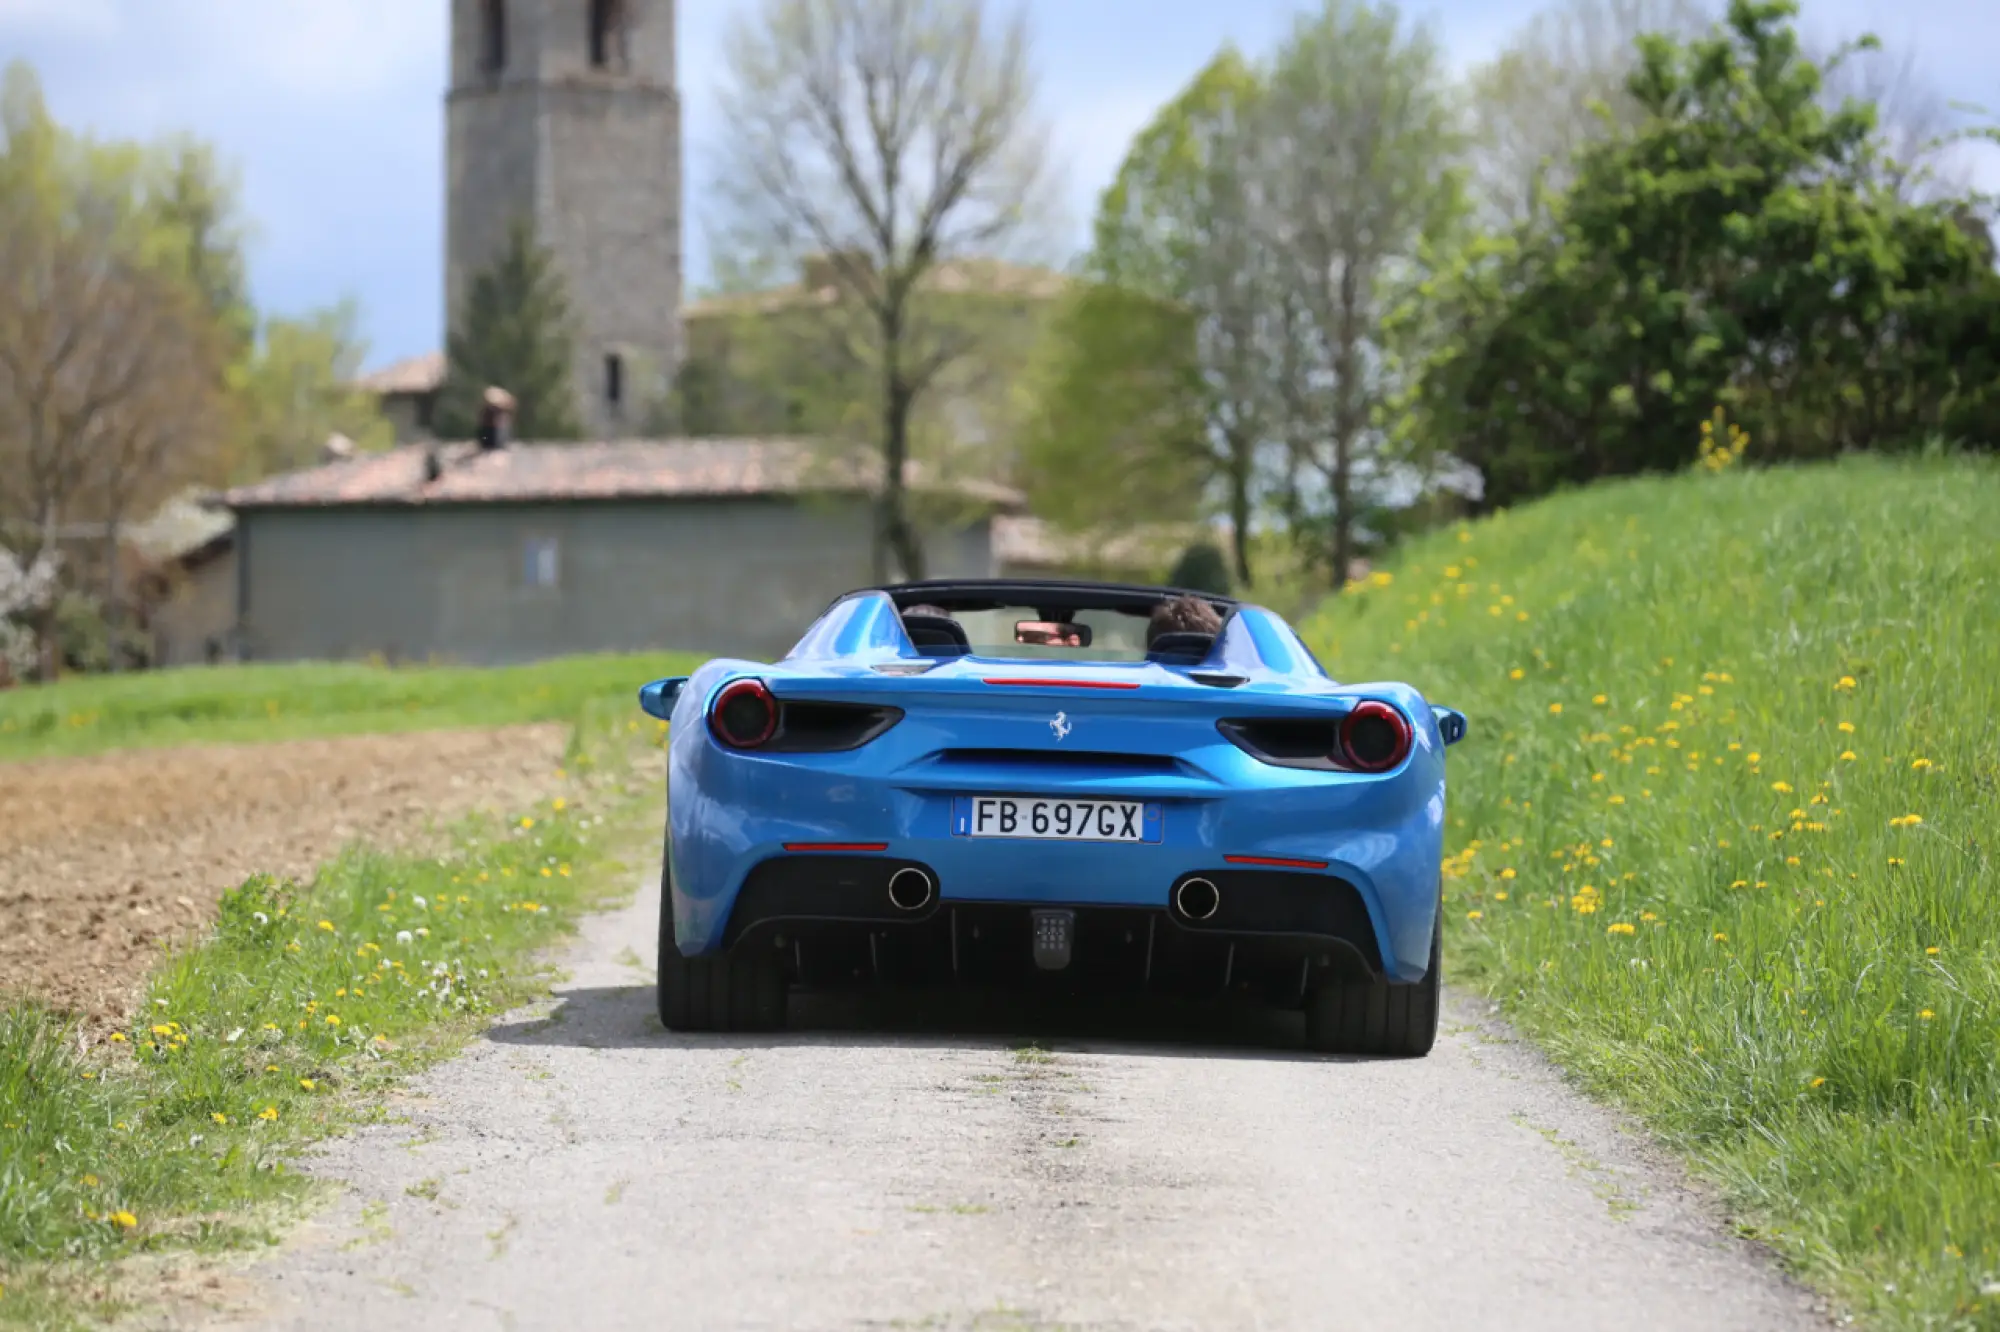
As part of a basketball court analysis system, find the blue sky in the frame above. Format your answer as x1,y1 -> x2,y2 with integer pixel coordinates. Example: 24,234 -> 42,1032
3,0 -> 1993,374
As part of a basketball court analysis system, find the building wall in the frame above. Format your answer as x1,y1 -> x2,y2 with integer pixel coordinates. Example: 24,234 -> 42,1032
380,391 -> 438,444
446,0 -> 682,439
236,498 -> 995,666
151,550 -> 238,668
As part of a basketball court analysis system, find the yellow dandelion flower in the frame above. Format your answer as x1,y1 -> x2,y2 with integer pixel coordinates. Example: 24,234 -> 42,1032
1919,1009 -> 1935,1020
1493,891 -> 1509,901
211,1112 -> 228,1125
1466,910 -> 1484,921
1640,911 -> 1658,922
1509,668 -> 1525,680
1549,702 -> 1563,715
1712,932 -> 1728,943
1837,721 -> 1854,733
259,1106 -> 279,1121
316,920 -> 333,932
1835,676 -> 1856,691
1810,1077 -> 1826,1088
109,1210 -> 138,1229
520,817 -> 535,829
1606,922 -> 1636,936
1730,880 -> 1748,889
1499,868 -> 1516,880
1889,857 -> 1905,867
108,1031 -> 127,1043
325,1014 -> 341,1026
1770,780 -> 1793,793
1839,750 -> 1857,761
1925,946 -> 1940,956
299,1078 -> 316,1091
1911,758 -> 1933,770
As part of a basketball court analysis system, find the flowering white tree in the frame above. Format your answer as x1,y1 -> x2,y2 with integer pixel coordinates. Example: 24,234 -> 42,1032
0,547 -> 61,681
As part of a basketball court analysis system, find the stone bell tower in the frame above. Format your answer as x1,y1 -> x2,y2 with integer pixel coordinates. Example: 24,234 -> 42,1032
445,0 -> 682,437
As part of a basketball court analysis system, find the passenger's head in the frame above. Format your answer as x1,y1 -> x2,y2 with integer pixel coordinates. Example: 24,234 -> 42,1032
1147,594 -> 1223,646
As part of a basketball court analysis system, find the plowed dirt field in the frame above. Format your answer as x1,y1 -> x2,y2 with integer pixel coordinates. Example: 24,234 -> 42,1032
0,726 -> 570,1025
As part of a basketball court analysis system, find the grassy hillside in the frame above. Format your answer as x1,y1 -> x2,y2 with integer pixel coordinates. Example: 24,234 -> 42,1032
0,652 -> 705,762
1297,454 -> 2000,1329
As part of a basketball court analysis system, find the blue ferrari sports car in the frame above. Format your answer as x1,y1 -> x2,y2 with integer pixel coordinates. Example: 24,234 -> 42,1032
637,578 -> 1467,1055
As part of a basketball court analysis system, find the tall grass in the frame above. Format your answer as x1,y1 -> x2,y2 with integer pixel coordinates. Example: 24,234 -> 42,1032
1299,454 -> 2000,1329
0,651 -> 704,762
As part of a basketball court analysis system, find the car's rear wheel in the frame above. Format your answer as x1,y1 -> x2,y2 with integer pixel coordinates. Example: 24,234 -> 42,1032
656,847 -> 787,1033
1303,907 -> 1440,1057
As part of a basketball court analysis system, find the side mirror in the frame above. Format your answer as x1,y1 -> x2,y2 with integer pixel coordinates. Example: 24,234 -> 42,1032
1016,619 -> 1091,648
1433,706 -> 1467,747
639,677 -> 688,721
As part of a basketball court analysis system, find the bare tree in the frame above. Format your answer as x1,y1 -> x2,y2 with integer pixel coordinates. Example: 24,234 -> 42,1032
0,72 -> 226,678
1257,0 -> 1467,584
1806,26 -> 1971,202
1464,0 -> 1711,227
711,0 -> 1056,580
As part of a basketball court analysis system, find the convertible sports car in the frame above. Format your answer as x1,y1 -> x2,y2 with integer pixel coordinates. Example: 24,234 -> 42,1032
637,578 -> 1467,1056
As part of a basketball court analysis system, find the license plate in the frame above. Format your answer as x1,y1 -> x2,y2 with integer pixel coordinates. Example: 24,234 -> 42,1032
951,796 -> 1163,843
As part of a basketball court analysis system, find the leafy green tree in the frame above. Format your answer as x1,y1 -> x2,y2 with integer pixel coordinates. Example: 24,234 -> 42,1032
435,218 -> 583,441
1062,49 -> 1276,586
149,136 -> 256,364
229,302 -> 395,479
1015,280 -> 1209,541
1410,0 -> 2000,510
1167,541 -> 1232,595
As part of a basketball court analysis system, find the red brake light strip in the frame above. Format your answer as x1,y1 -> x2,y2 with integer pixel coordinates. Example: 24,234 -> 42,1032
783,842 -> 890,853
1224,854 -> 1330,869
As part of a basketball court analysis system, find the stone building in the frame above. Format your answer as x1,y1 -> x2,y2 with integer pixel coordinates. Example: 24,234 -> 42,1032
220,438 -> 1023,664
444,0 -> 681,437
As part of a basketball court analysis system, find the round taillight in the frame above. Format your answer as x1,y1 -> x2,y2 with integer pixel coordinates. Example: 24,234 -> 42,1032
1339,700 -> 1411,773
709,679 -> 778,749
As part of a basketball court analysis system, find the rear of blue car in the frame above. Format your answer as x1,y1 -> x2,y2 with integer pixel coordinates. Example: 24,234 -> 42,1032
642,593 -> 1459,1055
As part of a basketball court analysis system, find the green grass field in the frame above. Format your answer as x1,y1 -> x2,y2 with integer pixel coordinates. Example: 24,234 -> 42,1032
0,651 -> 705,762
1297,453 -> 2000,1329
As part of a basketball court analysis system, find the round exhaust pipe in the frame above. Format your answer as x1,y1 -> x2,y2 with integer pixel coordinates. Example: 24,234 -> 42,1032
1175,876 -> 1221,923
888,866 -> 935,913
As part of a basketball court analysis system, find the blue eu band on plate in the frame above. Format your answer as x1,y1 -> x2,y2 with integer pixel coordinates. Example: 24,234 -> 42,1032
952,796 -> 1164,843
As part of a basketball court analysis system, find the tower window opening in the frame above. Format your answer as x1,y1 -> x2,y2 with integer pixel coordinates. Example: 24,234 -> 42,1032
589,0 -> 629,69
605,351 -> 624,410
480,0 -> 507,74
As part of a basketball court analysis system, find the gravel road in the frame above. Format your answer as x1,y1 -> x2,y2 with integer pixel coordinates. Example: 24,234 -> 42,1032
204,860 -> 1833,1332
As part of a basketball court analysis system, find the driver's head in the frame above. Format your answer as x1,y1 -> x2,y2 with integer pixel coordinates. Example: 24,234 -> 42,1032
1148,594 -> 1223,646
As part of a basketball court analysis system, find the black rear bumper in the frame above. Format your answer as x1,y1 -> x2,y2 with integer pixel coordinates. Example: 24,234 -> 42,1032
715,855 -> 1385,1005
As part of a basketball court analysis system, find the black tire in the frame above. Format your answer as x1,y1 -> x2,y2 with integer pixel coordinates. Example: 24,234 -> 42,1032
1303,909 -> 1440,1057
655,845 -> 787,1033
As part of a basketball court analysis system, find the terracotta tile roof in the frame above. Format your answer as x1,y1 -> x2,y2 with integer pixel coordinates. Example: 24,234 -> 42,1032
222,438 -> 1025,511
353,351 -> 446,395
